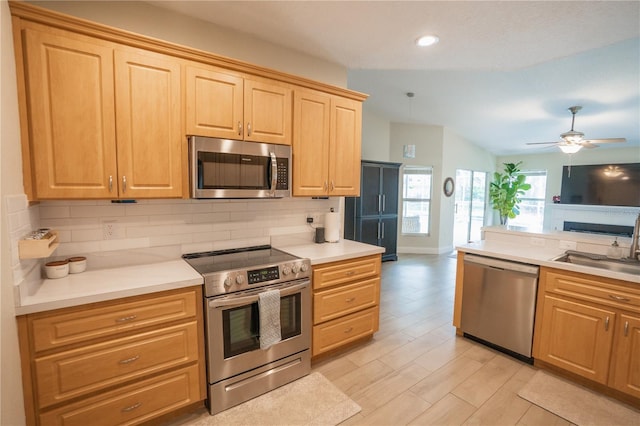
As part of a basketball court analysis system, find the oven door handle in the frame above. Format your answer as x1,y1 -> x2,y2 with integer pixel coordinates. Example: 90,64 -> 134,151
208,281 -> 309,309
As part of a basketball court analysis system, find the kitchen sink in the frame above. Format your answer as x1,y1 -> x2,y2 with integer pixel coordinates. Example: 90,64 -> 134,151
552,250 -> 640,275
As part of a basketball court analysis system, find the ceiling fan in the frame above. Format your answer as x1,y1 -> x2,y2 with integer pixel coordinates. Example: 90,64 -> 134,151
526,106 -> 626,153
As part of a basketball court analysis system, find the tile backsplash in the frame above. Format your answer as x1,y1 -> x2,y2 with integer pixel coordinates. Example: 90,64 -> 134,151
38,197 -> 340,261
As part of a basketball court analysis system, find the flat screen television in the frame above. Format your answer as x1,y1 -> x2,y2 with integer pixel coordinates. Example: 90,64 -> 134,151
560,162 -> 640,207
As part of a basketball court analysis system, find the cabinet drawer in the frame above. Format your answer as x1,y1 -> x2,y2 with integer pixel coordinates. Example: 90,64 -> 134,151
313,255 -> 380,290
312,306 -> 379,356
313,278 -> 379,324
543,268 -> 640,314
35,321 -> 199,408
31,288 -> 198,352
39,364 -> 202,426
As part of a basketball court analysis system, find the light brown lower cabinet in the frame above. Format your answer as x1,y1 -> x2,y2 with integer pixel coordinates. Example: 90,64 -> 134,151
311,254 -> 381,358
533,267 -> 640,403
17,286 -> 206,426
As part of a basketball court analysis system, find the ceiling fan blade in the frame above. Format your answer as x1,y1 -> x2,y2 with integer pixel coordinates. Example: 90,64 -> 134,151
582,138 -> 626,144
581,142 -> 597,149
525,141 -> 560,145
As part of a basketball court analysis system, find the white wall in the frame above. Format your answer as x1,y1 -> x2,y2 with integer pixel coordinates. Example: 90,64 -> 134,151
1,0 -> 27,423
361,108 -> 391,162
389,123 -> 444,253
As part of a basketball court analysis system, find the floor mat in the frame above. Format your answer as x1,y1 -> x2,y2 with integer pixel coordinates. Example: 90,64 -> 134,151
518,370 -> 640,426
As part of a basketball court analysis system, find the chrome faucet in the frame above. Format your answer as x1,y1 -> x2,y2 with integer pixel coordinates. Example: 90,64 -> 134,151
630,212 -> 640,260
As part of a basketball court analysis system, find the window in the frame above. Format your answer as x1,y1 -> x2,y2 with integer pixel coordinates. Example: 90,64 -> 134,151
401,166 -> 432,235
508,170 -> 547,231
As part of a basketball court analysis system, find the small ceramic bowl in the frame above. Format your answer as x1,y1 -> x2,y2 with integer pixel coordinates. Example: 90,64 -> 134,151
67,256 -> 87,274
45,260 -> 69,279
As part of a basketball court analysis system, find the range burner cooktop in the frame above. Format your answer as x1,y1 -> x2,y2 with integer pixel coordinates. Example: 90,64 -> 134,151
182,245 -> 311,297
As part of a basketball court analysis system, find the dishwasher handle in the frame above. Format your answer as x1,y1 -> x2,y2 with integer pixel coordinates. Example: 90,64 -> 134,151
464,253 -> 539,276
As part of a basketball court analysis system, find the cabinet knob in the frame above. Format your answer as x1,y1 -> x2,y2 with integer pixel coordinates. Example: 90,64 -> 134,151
108,175 -> 113,192
115,315 -> 137,323
238,121 -> 242,136
247,122 -> 252,137
605,316 -> 610,331
624,321 -> 629,337
122,176 -> 127,193
609,294 -> 630,302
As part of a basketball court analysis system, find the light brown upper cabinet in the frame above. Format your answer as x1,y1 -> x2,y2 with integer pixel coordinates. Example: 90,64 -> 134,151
185,65 -> 292,145
293,90 -> 361,197
114,49 -> 183,198
17,25 -> 183,200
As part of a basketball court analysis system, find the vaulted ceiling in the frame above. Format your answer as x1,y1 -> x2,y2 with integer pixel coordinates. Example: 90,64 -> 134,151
148,1 -> 640,156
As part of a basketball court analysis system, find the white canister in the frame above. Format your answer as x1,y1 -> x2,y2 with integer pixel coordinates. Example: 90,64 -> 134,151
45,260 -> 69,279
67,256 -> 87,273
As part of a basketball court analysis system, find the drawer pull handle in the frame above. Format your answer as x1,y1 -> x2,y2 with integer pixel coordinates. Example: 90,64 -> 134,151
609,295 -> 631,302
116,315 -> 137,323
119,355 -> 140,365
346,297 -> 355,303
345,271 -> 355,276
344,327 -> 353,334
121,402 -> 142,413
605,316 -> 610,331
624,321 -> 629,337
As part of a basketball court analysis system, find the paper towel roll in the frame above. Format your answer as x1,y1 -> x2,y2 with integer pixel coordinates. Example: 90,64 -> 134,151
324,212 -> 340,242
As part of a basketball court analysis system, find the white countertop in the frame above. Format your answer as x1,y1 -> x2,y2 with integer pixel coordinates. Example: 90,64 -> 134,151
16,260 -> 203,315
16,239 -> 383,315
277,239 -> 385,265
457,240 -> 640,284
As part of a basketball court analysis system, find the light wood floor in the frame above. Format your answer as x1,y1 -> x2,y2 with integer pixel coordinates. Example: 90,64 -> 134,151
312,253 -> 574,426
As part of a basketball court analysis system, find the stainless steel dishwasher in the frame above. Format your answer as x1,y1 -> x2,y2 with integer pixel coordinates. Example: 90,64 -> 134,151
460,254 -> 539,362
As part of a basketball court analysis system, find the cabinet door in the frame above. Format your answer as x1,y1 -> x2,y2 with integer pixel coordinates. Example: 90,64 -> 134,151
185,66 -> 243,139
358,217 -> 381,247
292,90 -> 330,196
328,96 -> 361,196
23,28 -> 117,199
115,49 -> 183,198
609,314 -> 640,398
535,295 -> 615,384
244,79 -> 292,145
380,217 -> 398,260
381,166 -> 399,215
360,164 -> 382,216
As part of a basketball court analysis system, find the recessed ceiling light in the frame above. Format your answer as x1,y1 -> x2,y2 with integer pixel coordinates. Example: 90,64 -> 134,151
416,35 -> 439,47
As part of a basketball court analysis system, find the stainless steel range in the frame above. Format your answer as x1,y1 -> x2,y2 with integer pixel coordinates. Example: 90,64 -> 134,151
182,245 -> 311,415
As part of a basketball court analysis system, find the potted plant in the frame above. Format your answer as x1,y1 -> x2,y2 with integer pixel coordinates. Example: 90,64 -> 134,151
489,162 -> 531,225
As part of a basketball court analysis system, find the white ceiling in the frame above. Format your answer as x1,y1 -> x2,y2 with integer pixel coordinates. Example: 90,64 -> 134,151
148,1 -> 640,156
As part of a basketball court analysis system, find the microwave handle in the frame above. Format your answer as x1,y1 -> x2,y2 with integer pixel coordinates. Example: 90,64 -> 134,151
269,151 -> 278,196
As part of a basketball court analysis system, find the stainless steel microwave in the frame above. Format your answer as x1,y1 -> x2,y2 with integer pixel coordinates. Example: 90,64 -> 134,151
189,136 -> 291,199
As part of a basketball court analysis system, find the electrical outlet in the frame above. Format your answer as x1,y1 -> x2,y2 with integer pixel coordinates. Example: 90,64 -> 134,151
306,216 -> 314,224
103,222 -> 120,240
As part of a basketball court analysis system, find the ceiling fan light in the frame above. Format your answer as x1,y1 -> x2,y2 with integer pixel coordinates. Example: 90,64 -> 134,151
559,144 -> 582,154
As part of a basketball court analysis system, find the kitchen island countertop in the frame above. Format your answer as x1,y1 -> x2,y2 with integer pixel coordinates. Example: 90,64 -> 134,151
457,240 -> 640,284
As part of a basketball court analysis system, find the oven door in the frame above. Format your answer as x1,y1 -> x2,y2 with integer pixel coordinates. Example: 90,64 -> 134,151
189,136 -> 290,199
205,279 -> 310,384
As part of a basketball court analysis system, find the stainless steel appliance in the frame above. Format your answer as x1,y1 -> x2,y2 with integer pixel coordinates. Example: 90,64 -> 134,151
460,254 -> 539,362
189,136 -> 291,199
182,245 -> 311,414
